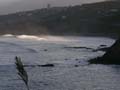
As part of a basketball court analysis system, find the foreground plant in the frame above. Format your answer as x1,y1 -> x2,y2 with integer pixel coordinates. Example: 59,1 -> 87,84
15,56 -> 30,90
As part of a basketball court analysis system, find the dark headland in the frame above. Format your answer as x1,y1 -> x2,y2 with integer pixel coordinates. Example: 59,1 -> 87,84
89,38 -> 120,65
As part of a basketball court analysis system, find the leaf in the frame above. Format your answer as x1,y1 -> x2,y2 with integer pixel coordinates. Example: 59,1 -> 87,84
15,56 -> 29,90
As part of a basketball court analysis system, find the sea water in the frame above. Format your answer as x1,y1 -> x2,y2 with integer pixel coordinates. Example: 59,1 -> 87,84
0,35 -> 119,90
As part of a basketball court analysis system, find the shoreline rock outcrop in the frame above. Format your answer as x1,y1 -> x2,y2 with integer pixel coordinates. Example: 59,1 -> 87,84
89,38 -> 120,65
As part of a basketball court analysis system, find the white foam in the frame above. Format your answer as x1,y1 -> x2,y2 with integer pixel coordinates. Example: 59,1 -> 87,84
2,34 -> 14,37
16,35 -> 46,40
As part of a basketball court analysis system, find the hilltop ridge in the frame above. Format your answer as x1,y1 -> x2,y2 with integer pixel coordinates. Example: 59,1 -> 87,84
0,1 -> 120,36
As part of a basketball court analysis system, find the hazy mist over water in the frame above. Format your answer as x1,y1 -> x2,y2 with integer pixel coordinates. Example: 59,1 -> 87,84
0,0 -> 105,15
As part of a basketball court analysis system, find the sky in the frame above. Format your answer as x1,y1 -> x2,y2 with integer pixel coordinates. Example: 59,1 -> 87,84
0,0 -> 105,15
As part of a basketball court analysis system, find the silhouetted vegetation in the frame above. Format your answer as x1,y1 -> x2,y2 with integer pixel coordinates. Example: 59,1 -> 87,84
15,56 -> 30,90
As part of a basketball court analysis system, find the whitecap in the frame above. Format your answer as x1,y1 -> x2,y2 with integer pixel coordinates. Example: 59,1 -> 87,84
16,35 -> 46,40
2,34 -> 14,37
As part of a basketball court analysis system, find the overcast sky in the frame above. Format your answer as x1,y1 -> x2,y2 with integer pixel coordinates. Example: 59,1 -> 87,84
0,0 -> 105,15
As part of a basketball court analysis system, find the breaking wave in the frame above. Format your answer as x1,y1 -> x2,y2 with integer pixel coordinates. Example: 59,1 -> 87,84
2,34 -> 15,37
16,35 -> 46,40
1,34 -> 100,42
1,34 -> 71,41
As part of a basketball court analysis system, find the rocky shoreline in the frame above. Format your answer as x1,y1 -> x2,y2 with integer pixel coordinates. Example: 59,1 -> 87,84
89,38 -> 120,65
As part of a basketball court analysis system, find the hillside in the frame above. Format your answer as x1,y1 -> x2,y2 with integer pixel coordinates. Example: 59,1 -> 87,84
0,1 -> 120,36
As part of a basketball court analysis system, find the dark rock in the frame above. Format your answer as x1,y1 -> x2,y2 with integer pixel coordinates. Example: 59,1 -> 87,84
100,45 -> 107,47
75,65 -> 79,67
75,58 -> 79,61
38,64 -> 54,67
65,58 -> 68,60
24,64 -> 55,67
89,38 -> 120,65
64,46 -> 93,50
44,49 -> 48,51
